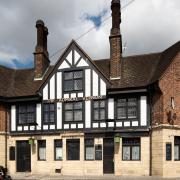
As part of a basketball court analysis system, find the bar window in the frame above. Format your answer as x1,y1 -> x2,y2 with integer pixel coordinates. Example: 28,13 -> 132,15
166,143 -> 172,161
122,138 -> 140,161
116,98 -> 138,119
85,139 -> 94,160
43,103 -> 55,123
95,145 -> 102,160
66,139 -> 80,160
64,102 -> 83,122
174,137 -> 180,160
54,140 -> 62,160
38,140 -> 46,160
64,70 -> 83,92
93,100 -> 106,120
18,104 -> 36,124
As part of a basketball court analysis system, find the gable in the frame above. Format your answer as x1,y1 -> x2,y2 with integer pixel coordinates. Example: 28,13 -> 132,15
41,40 -> 110,101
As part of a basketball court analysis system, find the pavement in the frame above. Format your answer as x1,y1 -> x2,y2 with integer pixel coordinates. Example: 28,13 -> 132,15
11,173 -> 180,180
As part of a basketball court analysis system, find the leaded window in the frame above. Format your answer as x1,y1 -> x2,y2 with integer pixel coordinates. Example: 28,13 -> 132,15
66,139 -> 80,160
122,138 -> 140,161
64,102 -> 83,122
54,140 -> 62,160
38,140 -> 46,161
18,104 -> 36,124
64,70 -> 83,92
93,100 -> 106,120
85,139 -> 94,160
43,103 -> 55,123
174,137 -> 180,161
116,98 -> 138,119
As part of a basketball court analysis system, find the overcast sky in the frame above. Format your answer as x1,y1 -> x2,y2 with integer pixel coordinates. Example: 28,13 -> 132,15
0,0 -> 179,69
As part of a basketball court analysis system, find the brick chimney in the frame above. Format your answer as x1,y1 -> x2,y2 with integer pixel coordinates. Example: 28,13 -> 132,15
34,19 -> 50,80
109,0 -> 122,80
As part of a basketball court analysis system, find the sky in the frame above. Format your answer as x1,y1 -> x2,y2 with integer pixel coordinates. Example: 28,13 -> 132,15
0,0 -> 179,69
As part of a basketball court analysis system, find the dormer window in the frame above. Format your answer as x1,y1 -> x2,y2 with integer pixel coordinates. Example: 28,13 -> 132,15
64,70 -> 83,92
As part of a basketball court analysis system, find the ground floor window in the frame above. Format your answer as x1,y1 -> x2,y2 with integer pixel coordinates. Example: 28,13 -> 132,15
174,136 -> 180,160
54,140 -> 62,160
66,139 -> 80,160
95,144 -> 102,160
85,139 -> 94,160
122,138 -> 140,161
166,143 -> 172,161
38,140 -> 46,160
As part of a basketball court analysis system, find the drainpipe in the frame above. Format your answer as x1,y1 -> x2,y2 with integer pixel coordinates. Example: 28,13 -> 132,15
5,103 -> 8,169
148,85 -> 153,176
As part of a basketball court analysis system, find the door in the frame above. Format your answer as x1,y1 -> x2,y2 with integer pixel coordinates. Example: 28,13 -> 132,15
103,138 -> 114,174
16,141 -> 31,172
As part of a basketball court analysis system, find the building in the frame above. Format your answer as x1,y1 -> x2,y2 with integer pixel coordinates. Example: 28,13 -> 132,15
0,0 -> 179,177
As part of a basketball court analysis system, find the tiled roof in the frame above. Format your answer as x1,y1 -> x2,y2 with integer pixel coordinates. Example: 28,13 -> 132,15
0,41 -> 179,98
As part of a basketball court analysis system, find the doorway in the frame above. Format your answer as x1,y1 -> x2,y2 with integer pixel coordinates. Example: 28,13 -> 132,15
16,141 -> 31,172
103,138 -> 114,174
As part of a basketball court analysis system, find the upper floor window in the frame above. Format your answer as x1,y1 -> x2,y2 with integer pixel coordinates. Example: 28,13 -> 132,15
64,101 -> 83,122
17,104 -> 36,125
43,103 -> 55,124
116,98 -> 138,119
64,70 -> 83,92
93,100 -> 106,121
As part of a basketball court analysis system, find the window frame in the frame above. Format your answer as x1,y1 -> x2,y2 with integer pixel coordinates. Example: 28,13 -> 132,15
16,103 -> 36,125
63,101 -> 84,122
66,139 -> 80,161
122,138 -> 141,161
43,103 -> 56,124
63,70 -> 83,93
85,138 -> 94,161
54,139 -> 63,161
92,100 -> 107,121
115,96 -> 139,120
174,136 -> 180,161
38,140 -> 46,161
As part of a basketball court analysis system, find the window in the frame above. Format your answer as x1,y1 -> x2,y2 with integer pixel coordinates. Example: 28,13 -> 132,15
66,139 -> 80,160
38,140 -> 46,160
95,145 -> 102,160
166,143 -> 172,161
122,138 -> 140,161
93,100 -> 106,120
174,137 -> 180,160
43,103 -> 55,123
85,139 -> 94,160
64,70 -> 83,92
116,98 -> 138,119
54,140 -> 62,160
18,104 -> 36,124
64,102 -> 83,122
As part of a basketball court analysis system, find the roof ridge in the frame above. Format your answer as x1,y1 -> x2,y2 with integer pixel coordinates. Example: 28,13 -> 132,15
123,52 -> 161,59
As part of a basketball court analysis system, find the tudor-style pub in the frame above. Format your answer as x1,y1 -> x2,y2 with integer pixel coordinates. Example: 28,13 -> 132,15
0,0 -> 180,177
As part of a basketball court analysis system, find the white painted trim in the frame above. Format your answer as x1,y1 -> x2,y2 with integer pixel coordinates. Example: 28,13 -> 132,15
50,75 -> 55,99
57,72 -> 62,99
57,103 -> 62,129
92,70 -> 98,96
85,69 -> 91,97
11,105 -> 16,131
140,96 -> 147,126
36,103 -> 41,130
43,84 -> 48,100
108,98 -> 114,119
85,100 -> 91,128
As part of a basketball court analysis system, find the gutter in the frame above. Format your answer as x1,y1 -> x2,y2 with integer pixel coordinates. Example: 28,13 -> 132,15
5,103 -> 8,169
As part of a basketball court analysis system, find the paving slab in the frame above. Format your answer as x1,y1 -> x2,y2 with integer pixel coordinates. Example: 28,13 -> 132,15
11,173 -> 180,180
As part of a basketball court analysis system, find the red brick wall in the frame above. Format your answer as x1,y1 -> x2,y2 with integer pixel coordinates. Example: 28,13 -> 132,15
152,52 -> 180,125
0,104 -> 6,132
